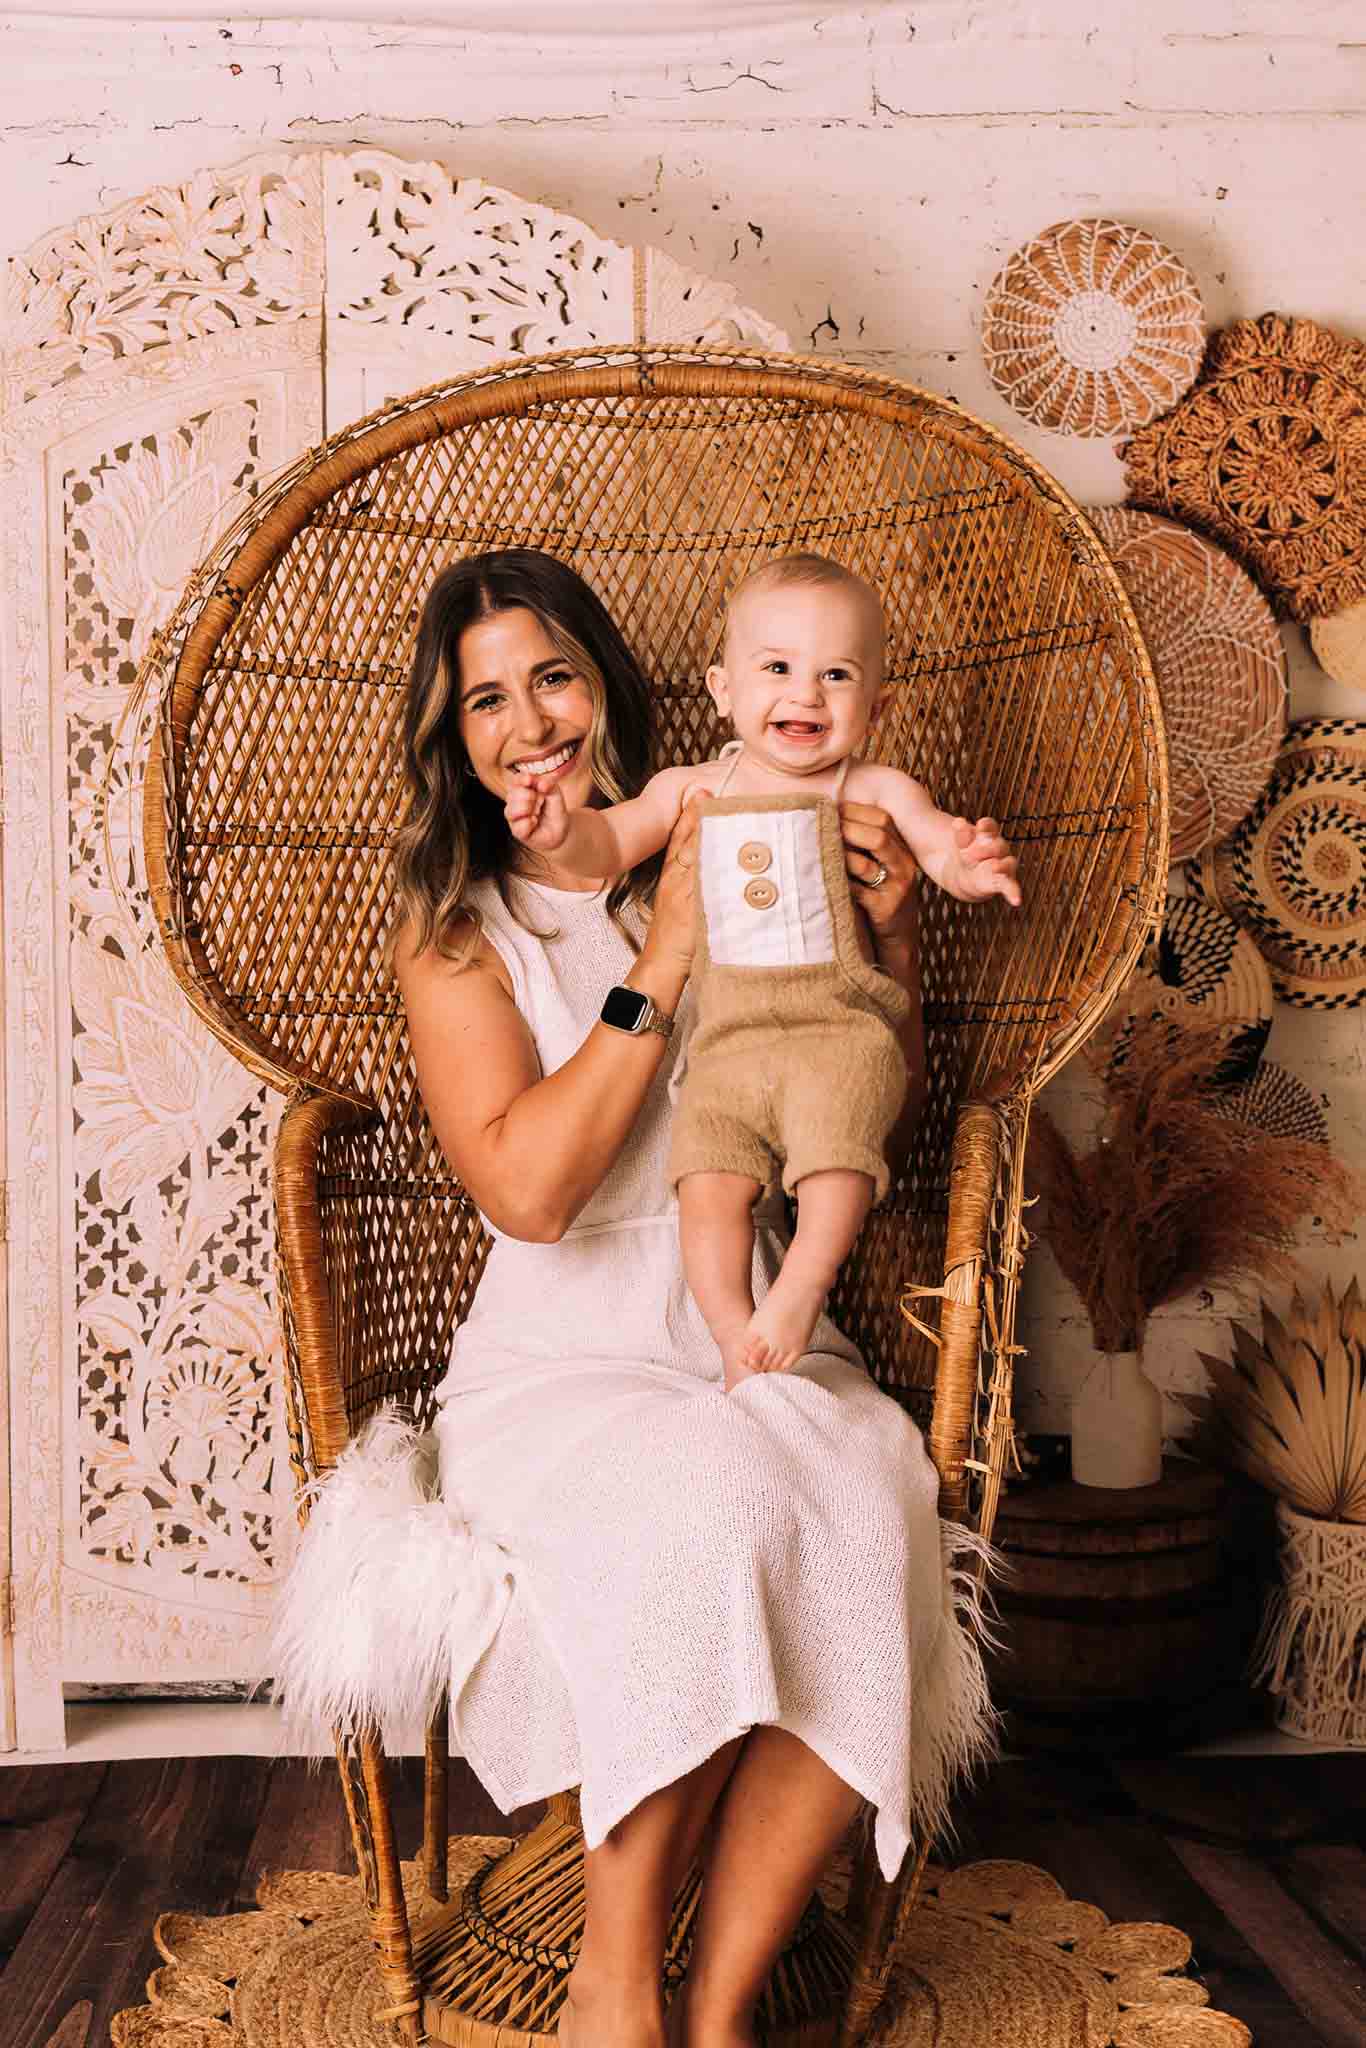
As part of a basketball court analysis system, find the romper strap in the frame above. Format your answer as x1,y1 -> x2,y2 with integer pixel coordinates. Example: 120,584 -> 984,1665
713,740 -> 746,795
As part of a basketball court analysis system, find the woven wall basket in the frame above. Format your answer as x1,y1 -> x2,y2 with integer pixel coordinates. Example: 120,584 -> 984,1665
1123,312 -> 1366,622
1088,507 -> 1286,863
1211,1060 -> 1328,1146
1311,596 -> 1366,689
1253,1500 -> 1366,1746
981,218 -> 1205,438
1105,892 -> 1272,1086
1187,717 -> 1366,1008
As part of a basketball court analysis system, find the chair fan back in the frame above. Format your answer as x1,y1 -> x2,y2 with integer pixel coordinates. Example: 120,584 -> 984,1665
147,348 -> 1165,1439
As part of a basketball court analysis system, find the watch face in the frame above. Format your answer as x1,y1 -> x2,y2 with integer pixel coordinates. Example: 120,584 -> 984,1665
602,986 -> 649,1032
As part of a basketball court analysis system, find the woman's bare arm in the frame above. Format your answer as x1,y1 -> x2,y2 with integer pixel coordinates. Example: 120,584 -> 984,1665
393,804 -> 699,1243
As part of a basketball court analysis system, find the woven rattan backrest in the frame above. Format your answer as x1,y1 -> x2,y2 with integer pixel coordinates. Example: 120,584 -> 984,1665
146,346 -> 1165,1444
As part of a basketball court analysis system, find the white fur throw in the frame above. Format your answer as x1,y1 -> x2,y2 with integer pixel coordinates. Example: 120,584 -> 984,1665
267,1404 -> 511,1749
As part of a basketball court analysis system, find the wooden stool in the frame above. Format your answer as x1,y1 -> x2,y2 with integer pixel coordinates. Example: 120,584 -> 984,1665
987,1458 -> 1268,1754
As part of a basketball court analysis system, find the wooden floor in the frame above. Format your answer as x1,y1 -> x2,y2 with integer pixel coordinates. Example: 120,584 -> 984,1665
2,1750 -> 1364,2048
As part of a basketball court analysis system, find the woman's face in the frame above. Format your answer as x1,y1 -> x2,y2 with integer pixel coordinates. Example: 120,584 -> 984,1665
455,605 -> 601,812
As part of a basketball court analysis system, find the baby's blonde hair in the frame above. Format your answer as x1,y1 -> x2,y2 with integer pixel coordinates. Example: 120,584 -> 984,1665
723,551 -> 884,656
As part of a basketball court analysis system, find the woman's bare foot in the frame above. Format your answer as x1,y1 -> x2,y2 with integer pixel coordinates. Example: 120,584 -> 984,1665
740,1264 -> 828,1375
557,1965 -> 668,2047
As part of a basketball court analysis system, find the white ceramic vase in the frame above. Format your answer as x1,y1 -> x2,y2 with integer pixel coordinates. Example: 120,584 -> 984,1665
1070,1349 -> 1164,1489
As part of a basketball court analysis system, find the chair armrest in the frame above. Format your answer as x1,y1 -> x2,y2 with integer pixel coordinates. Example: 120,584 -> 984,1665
275,1087 -> 377,1483
925,1102 -> 1005,1524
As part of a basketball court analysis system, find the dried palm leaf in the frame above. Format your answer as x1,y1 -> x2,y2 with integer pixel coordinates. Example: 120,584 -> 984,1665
1175,1282 -> 1366,1522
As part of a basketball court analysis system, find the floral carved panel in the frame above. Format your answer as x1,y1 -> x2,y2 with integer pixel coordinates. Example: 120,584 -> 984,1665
63,396 -> 289,1601
2,145 -> 785,1748
322,152 -> 786,421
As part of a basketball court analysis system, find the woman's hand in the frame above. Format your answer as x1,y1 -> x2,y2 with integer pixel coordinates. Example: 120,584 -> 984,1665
839,799 -> 921,958
641,797 -> 700,981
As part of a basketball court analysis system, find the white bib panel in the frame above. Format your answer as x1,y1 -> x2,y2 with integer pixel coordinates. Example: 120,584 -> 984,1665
699,806 -> 837,969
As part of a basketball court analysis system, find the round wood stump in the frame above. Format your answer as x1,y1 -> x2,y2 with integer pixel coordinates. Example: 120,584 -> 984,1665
986,1460 -> 1259,1753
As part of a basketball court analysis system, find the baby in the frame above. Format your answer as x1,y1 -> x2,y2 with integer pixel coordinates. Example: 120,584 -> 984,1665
507,554 -> 1020,1389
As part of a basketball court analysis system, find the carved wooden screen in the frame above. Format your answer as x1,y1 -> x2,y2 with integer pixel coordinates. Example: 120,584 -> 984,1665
0,147 -> 783,1750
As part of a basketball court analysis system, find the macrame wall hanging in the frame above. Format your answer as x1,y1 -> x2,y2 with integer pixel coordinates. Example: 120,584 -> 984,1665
1122,312 -> 1366,623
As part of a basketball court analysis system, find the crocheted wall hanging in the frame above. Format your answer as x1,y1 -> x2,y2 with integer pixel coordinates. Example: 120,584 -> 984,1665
1088,506 -> 1286,863
1311,597 -> 1366,689
1186,718 -> 1366,1008
981,218 -> 1205,438
1123,312 -> 1366,622
1106,893 -> 1272,1087
1214,1061 -> 1328,1146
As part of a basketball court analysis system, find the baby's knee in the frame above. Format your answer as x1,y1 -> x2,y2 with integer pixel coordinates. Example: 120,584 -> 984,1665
677,1168 -> 765,1223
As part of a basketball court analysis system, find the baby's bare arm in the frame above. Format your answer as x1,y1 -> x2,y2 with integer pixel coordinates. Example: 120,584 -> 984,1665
850,763 -> 1021,905
848,764 -> 962,883
545,765 -> 699,878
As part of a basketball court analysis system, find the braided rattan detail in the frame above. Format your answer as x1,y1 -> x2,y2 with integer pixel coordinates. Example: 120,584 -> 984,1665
451,1847 -> 824,1984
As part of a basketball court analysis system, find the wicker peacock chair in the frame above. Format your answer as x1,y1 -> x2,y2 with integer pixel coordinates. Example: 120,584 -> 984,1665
142,345 -> 1166,2046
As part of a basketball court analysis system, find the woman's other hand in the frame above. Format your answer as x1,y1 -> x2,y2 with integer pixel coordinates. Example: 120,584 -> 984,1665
839,799 -> 920,954
643,797 -> 699,981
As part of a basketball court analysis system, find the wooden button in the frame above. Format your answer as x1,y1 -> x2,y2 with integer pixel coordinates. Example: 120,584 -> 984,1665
743,877 -> 778,910
738,840 -> 772,873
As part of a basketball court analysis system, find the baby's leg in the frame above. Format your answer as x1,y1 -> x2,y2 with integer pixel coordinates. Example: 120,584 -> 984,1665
678,1171 -> 765,1393
743,1169 -> 874,1375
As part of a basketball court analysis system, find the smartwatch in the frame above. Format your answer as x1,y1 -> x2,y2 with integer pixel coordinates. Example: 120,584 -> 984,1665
600,984 -> 675,1041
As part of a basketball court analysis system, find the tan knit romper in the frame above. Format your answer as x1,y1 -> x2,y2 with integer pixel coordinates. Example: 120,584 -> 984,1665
668,747 -> 912,1203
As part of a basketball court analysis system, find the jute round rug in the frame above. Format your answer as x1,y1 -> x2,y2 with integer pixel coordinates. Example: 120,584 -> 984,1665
109,1834 -> 1251,2048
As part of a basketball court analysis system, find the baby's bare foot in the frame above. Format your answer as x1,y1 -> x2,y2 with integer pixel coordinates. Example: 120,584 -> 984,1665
743,1269 -> 828,1375
716,1319 -> 760,1394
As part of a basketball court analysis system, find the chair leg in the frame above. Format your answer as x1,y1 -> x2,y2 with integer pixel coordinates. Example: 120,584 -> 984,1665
423,1693 -> 450,1905
336,1727 -> 423,2042
838,1835 -> 931,2047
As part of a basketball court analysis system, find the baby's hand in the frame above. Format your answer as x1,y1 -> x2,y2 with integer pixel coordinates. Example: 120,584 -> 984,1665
950,816 -> 1022,908
505,772 -> 570,852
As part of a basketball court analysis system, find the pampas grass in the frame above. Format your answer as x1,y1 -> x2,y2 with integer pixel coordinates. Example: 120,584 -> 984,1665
1028,1017 -> 1362,1355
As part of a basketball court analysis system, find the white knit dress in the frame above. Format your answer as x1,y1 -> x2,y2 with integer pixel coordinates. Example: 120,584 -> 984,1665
422,874 -> 997,1883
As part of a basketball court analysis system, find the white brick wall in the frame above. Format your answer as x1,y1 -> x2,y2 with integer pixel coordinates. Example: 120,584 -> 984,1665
5,2 -> 1363,1431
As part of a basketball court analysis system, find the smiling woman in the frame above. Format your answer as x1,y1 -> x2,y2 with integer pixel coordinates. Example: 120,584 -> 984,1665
387,549 -> 661,977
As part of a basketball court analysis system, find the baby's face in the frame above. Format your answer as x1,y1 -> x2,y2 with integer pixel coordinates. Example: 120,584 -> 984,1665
708,580 -> 886,779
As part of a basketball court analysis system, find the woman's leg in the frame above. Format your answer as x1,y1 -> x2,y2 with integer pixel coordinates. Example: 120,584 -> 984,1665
677,1727 -> 864,2048
559,1736 -> 745,2048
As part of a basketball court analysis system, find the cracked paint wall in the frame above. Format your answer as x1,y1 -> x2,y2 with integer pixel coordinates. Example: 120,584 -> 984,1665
3,0 -> 1363,1436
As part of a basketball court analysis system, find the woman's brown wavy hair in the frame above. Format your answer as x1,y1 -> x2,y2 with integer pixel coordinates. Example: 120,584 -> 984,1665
388,550 -> 660,968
